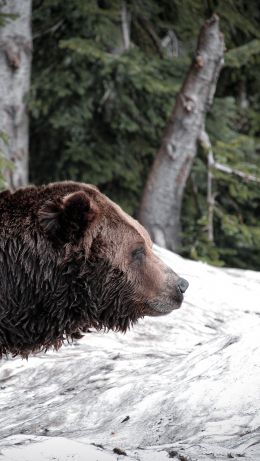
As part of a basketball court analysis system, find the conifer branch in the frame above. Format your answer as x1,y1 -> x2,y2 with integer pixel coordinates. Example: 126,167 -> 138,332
213,162 -> 260,184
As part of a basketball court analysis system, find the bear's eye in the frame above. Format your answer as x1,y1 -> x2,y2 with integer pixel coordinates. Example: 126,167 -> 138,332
131,247 -> 146,262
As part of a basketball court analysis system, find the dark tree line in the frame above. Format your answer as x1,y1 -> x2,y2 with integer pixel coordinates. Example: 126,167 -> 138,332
1,0 -> 260,270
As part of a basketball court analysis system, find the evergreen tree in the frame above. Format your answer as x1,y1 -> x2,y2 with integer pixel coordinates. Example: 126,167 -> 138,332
30,0 -> 186,212
30,0 -> 260,269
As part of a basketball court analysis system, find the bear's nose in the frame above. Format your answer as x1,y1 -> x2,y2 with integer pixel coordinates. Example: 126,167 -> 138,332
178,278 -> 189,294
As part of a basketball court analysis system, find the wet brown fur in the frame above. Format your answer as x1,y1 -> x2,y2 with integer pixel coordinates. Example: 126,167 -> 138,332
0,181 -> 183,358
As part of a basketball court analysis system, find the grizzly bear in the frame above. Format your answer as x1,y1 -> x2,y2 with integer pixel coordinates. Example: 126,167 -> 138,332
0,181 -> 188,358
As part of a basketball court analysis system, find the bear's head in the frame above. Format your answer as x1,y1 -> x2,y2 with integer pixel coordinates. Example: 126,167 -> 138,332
38,182 -> 188,333
0,181 -> 189,357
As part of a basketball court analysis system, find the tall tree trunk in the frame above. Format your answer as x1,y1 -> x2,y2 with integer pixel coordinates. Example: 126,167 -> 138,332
0,0 -> 32,189
139,15 -> 225,251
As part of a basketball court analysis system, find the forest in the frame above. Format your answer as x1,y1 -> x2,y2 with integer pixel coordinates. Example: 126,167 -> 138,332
1,0 -> 260,270
0,3 -> 260,461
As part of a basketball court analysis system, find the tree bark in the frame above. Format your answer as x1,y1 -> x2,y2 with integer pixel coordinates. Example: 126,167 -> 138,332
121,1 -> 130,51
139,15 -> 225,251
199,130 -> 215,243
0,0 -> 32,189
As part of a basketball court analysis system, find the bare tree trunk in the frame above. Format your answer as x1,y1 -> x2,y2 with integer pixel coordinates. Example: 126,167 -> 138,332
121,1 -> 130,51
139,15 -> 225,251
0,0 -> 32,189
199,130 -> 215,243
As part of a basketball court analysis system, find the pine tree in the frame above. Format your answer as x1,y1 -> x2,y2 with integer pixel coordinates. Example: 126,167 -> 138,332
30,0 -> 260,269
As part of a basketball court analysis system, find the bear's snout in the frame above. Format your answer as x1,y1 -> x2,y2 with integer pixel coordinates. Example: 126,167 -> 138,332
146,267 -> 188,317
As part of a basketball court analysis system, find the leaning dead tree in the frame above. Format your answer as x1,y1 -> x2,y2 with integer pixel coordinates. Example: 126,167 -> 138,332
139,15 -> 225,251
0,0 -> 32,189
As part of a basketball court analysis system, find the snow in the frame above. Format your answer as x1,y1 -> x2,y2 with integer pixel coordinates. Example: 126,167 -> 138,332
0,436 -> 120,461
0,245 -> 260,460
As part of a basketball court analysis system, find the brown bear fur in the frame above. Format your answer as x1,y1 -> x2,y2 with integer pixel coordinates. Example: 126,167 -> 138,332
0,181 -> 186,358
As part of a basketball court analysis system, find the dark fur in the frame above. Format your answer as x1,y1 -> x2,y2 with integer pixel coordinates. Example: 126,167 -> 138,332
0,183 -> 145,358
0,182 -> 186,358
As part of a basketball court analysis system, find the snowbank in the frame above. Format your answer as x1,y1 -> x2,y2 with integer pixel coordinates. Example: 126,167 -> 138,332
0,246 -> 260,460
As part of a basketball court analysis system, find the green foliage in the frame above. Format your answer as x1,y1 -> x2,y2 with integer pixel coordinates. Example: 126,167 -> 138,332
30,0 -> 260,269
0,14 -> 16,27
176,1 -> 260,270
30,0 -> 188,213
181,96 -> 260,270
225,40 -> 260,68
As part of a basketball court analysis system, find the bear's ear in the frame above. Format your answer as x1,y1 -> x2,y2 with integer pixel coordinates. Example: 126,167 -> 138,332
38,191 -> 98,243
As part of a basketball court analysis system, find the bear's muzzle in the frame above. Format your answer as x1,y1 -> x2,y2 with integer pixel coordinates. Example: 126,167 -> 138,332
146,270 -> 189,316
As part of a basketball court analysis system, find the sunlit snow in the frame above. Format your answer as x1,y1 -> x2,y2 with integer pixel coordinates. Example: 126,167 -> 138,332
0,246 -> 260,460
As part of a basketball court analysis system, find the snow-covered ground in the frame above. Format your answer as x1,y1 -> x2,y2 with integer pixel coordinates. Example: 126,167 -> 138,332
0,246 -> 260,461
